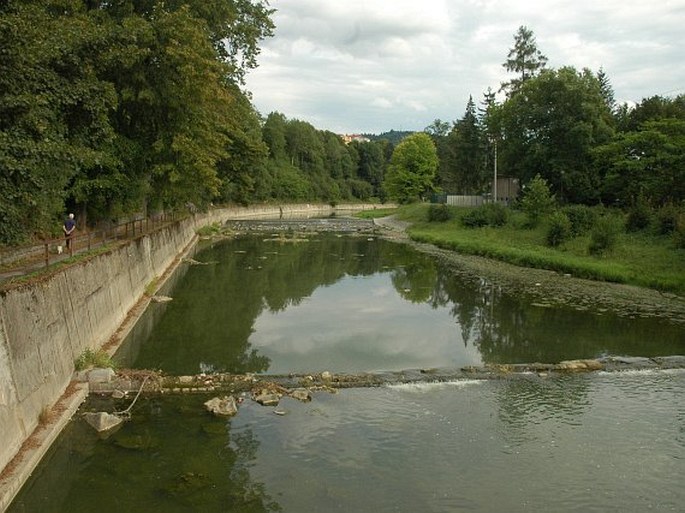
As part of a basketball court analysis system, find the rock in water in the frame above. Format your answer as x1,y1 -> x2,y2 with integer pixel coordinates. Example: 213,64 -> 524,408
204,396 -> 238,416
83,412 -> 124,433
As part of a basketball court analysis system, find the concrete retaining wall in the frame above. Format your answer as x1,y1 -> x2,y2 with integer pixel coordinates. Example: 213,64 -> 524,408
0,203 -> 381,476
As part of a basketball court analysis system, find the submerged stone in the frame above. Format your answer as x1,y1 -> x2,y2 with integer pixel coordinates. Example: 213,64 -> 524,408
112,433 -> 159,451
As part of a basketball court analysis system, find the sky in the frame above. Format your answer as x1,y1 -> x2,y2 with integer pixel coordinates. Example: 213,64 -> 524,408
243,0 -> 685,135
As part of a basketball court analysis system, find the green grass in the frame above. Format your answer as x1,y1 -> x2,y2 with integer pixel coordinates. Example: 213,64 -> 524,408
354,207 -> 399,219
400,204 -> 685,295
75,348 -> 116,371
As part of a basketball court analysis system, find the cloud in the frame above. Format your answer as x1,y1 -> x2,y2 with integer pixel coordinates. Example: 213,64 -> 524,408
245,0 -> 685,133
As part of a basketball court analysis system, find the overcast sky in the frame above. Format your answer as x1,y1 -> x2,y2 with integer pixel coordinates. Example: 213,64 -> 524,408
244,0 -> 685,135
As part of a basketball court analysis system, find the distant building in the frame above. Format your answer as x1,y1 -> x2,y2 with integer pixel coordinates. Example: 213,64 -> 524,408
340,134 -> 371,144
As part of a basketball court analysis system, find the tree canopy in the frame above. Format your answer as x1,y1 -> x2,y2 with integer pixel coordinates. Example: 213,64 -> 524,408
383,133 -> 439,203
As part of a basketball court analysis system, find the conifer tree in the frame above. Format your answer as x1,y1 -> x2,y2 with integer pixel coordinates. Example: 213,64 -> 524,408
501,25 -> 548,96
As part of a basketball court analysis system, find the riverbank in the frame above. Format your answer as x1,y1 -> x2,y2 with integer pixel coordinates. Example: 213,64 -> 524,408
384,203 -> 685,296
373,213 -> 685,325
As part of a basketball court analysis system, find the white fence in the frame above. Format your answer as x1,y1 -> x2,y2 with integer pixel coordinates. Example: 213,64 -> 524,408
445,195 -> 485,207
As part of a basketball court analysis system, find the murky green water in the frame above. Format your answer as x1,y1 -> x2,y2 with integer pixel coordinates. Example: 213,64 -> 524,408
9,371 -> 685,512
8,231 -> 685,513
117,233 -> 683,374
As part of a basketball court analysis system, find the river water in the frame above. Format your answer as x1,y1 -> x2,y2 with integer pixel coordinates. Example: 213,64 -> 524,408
7,230 -> 685,512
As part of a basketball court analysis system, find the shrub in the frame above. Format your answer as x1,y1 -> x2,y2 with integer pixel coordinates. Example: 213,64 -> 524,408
657,203 -> 681,235
427,203 -> 453,222
460,203 -> 508,228
588,215 -> 621,255
669,208 -> 685,248
75,348 -> 116,371
484,203 -> 509,227
546,211 -> 572,247
520,174 -> 556,227
625,202 -> 653,232
461,207 -> 488,227
561,205 -> 597,236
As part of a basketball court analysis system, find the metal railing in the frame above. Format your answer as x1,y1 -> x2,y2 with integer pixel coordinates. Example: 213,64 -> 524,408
0,213 -> 182,282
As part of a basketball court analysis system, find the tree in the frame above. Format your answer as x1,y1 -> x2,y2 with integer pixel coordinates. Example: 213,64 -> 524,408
597,67 -> 616,114
424,119 -> 450,138
594,119 -> 685,206
497,67 -> 614,204
383,132 -> 438,203
501,25 -> 548,96
520,174 -> 556,226
451,96 -> 484,193
0,2 -> 117,242
353,140 -> 386,197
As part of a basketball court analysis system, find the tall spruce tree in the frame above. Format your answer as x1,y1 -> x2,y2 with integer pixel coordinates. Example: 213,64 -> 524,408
451,96 -> 484,193
501,25 -> 548,96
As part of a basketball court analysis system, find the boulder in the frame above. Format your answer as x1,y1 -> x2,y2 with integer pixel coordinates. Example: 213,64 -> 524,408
204,396 -> 238,417
253,392 -> 280,406
83,412 -> 124,433
87,367 -> 116,384
290,388 -> 312,402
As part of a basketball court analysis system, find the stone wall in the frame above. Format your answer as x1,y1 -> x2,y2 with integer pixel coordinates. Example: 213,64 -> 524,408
0,203 -> 380,474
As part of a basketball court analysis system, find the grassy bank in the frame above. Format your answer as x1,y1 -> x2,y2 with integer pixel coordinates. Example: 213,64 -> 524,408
390,203 -> 685,296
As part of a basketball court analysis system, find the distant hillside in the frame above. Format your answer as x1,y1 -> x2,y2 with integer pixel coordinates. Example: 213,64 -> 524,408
364,130 -> 416,145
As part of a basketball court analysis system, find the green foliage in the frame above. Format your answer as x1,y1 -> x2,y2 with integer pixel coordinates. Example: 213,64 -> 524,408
625,201 -> 653,232
589,215 -> 622,255
427,204 -> 453,222
197,222 -> 222,237
497,67 -> 614,204
461,203 -> 509,228
673,215 -> 685,249
448,96 -> 485,193
561,204 -> 597,236
383,133 -> 439,203
0,0 -> 276,244
656,203 -> 681,235
520,174 -> 555,226
595,119 -> 685,207
399,204 -> 685,295
75,348 -> 116,371
502,25 -> 548,96
546,211 -> 572,247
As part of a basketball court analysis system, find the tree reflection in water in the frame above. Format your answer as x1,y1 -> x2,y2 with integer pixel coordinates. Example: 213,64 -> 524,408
122,233 -> 684,375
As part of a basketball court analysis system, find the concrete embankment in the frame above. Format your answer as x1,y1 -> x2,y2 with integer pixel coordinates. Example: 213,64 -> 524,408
0,203 -> 380,512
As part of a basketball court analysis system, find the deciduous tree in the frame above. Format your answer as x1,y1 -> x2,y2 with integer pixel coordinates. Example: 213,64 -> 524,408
383,132 -> 438,203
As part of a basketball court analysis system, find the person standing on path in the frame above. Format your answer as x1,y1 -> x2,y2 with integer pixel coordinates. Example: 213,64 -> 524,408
63,213 -> 76,249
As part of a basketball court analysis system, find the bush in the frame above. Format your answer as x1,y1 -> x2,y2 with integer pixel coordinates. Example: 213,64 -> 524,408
561,205 -> 597,236
484,203 -> 509,227
75,348 -> 116,371
668,208 -> 685,248
625,202 -> 653,232
520,174 -> 555,227
657,204 -> 681,235
588,215 -> 621,255
427,203 -> 453,222
460,203 -> 509,228
546,211 -> 572,247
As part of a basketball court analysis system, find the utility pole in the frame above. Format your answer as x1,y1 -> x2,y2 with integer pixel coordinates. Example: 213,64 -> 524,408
493,139 -> 498,204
